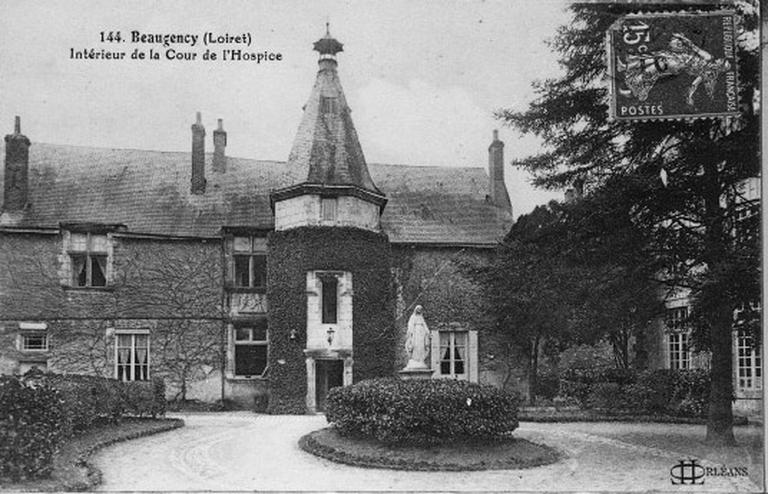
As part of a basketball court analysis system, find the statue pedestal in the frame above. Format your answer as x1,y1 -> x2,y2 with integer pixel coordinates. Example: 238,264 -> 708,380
398,367 -> 434,380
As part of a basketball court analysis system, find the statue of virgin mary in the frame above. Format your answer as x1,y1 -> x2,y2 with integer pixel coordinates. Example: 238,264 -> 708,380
405,305 -> 430,369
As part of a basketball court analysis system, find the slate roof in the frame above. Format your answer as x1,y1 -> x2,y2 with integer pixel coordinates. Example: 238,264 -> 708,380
286,51 -> 381,194
0,142 -> 513,246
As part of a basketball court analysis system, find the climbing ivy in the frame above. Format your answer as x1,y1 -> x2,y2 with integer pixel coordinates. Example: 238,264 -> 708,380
266,226 -> 394,414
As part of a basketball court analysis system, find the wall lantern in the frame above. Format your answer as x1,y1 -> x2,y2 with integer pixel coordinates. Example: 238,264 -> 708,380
327,327 -> 335,345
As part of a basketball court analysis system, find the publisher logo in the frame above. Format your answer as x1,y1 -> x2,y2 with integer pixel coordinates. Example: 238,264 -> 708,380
671,459 -> 705,485
670,459 -> 749,485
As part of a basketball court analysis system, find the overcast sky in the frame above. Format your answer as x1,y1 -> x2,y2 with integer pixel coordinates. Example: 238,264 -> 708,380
0,0 -> 571,218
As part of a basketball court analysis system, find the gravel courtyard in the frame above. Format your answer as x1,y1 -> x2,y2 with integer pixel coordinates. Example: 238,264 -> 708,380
93,412 -> 762,492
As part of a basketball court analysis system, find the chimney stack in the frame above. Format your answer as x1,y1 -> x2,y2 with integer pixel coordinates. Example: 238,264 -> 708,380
488,129 -> 512,212
191,112 -> 206,194
3,116 -> 31,211
212,118 -> 227,173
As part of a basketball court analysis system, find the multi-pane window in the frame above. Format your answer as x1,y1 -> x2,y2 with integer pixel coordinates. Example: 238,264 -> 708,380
665,306 -> 691,370
234,236 -> 267,288
69,233 -> 108,287
737,331 -> 762,391
116,333 -> 149,381
321,198 -> 338,222
320,275 -> 338,324
668,332 -> 691,370
734,300 -> 761,331
439,331 -> 467,378
234,320 -> 268,377
21,333 -> 48,351
734,203 -> 759,241
665,306 -> 688,331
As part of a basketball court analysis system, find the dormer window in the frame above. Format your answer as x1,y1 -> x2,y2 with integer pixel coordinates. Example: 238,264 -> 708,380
320,96 -> 339,114
68,232 -> 109,287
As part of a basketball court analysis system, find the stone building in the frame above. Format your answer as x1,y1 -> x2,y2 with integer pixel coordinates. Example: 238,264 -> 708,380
562,175 -> 762,416
0,30 -> 515,412
645,176 -> 762,416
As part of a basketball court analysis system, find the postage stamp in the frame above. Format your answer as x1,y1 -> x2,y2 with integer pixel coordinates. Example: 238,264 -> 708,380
606,10 -> 740,121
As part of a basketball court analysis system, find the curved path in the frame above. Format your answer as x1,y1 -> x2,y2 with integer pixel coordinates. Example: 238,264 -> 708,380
93,412 -> 761,492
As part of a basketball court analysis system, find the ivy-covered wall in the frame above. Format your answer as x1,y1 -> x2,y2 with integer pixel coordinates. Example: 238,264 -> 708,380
0,232 -> 225,401
0,317 -> 222,401
390,246 -> 492,367
0,232 -> 223,320
389,246 -> 524,390
266,226 -> 394,414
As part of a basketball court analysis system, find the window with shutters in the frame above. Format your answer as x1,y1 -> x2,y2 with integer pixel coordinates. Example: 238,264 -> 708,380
438,331 -> 468,379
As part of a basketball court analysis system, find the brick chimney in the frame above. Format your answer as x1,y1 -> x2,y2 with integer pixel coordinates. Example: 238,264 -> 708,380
191,112 -> 206,194
3,116 -> 31,211
212,118 -> 227,173
488,129 -> 511,212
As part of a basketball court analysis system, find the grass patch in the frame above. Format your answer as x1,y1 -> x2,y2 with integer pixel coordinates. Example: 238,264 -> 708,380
1,418 -> 183,492
299,427 -> 560,471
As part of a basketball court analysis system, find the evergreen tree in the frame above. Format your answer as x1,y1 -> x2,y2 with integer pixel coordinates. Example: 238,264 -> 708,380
478,204 -> 575,404
498,2 -> 759,444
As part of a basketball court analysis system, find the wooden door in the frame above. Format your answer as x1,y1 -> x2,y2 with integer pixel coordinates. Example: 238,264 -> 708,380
315,359 -> 344,412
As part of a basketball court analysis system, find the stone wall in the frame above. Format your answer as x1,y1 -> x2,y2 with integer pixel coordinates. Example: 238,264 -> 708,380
0,232 -> 223,320
0,229 -> 530,405
0,317 -> 223,401
274,194 -> 380,231
0,231 -> 225,401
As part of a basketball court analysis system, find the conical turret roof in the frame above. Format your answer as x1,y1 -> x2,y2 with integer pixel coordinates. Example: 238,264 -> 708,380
286,28 -> 382,195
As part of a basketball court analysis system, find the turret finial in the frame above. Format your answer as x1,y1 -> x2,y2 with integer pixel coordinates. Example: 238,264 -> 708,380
313,23 -> 344,59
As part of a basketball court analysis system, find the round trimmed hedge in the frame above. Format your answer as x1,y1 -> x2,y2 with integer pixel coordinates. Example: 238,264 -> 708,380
325,378 -> 520,445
